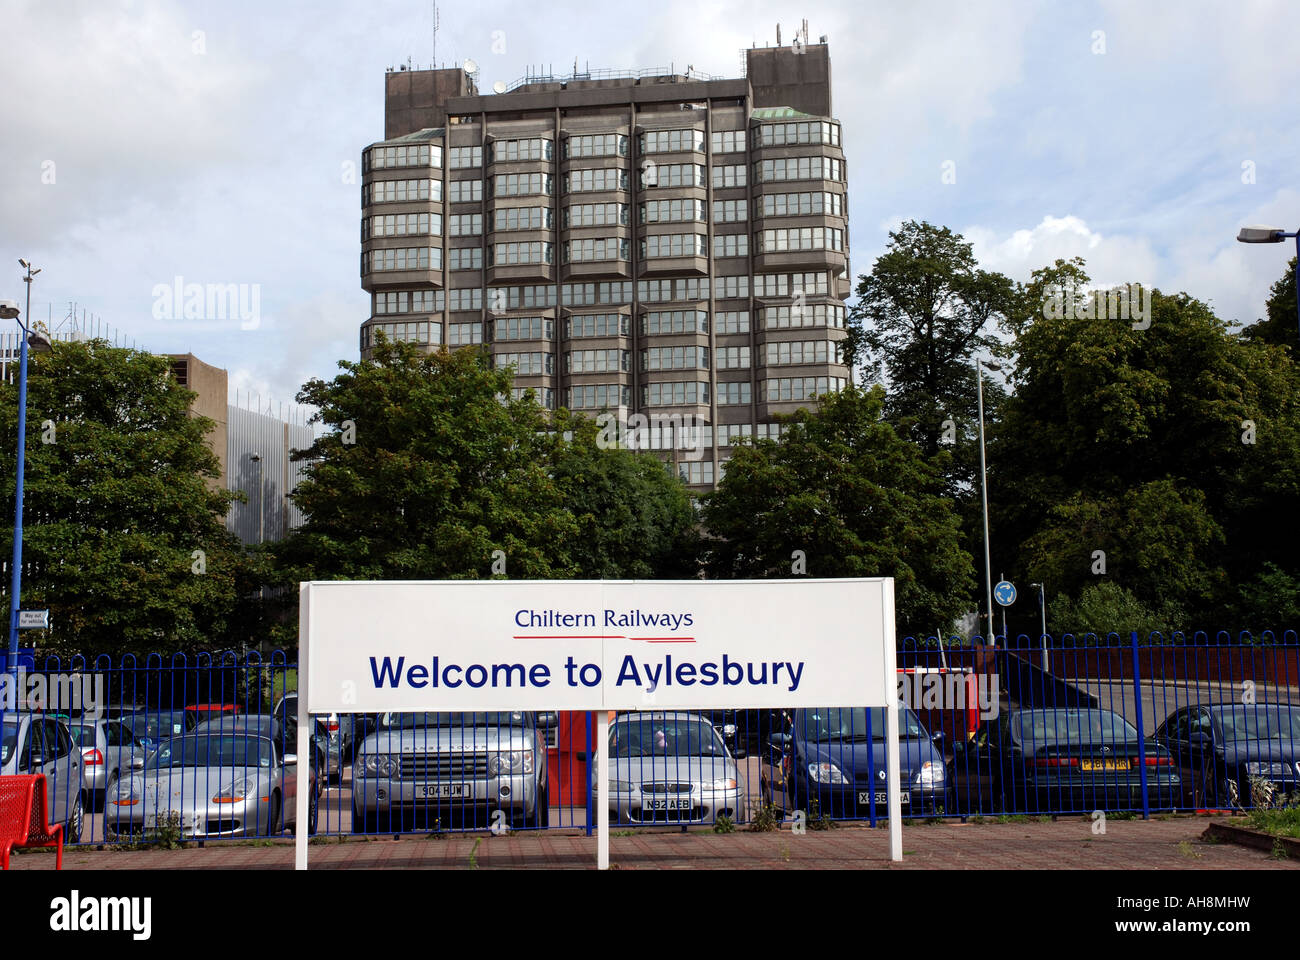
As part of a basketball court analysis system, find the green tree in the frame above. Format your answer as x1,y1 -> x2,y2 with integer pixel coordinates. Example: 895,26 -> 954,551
846,220 -> 1016,459
546,410 -> 700,579
0,340 -> 244,655
1243,256 -> 1298,351
995,273 -> 1300,628
700,385 -> 975,633
271,339 -> 579,590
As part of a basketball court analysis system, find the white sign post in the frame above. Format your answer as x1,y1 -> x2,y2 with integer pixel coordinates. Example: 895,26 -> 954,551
296,578 -> 900,870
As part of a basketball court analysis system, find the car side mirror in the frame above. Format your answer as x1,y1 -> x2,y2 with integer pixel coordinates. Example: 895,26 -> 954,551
284,753 -> 298,766
732,746 -> 747,760
537,712 -> 559,730
768,733 -> 790,750
130,757 -> 145,771
1189,732 -> 1212,749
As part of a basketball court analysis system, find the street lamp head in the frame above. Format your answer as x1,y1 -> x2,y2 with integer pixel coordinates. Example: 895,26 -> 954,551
978,359 -> 1004,372
249,453 -> 262,462
17,259 -> 27,269
0,300 -> 19,321
1237,225 -> 1286,244
26,331 -> 51,355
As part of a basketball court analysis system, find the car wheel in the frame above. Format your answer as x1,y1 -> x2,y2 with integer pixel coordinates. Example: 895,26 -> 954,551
351,803 -> 376,834
66,792 -> 84,844
293,789 -> 319,836
267,793 -> 283,837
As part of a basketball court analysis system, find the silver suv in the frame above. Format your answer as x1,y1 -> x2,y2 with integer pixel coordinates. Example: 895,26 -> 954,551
351,711 -> 550,833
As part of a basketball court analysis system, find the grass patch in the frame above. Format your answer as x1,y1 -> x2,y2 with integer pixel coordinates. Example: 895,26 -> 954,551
1176,840 -> 1201,860
1246,806 -> 1300,840
712,815 -> 736,834
747,803 -> 780,833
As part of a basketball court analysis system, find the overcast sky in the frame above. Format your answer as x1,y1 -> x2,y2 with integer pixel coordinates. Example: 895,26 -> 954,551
2,0 -> 1298,410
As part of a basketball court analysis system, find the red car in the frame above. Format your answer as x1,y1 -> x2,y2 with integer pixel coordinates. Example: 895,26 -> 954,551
185,703 -> 240,724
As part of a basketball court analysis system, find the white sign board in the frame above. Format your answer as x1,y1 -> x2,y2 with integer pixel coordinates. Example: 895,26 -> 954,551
296,579 -> 901,869
17,610 -> 48,629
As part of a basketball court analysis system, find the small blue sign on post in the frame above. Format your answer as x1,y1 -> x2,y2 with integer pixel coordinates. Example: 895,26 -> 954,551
994,581 -> 1017,606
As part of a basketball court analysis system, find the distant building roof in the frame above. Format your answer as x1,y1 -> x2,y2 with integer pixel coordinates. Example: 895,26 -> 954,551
751,105 -> 816,119
385,127 -> 444,143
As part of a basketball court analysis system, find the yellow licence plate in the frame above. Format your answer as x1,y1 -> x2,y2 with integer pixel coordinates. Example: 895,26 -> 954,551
1080,760 -> 1128,771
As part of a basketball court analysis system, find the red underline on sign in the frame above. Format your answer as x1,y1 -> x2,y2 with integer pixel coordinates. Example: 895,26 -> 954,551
512,635 -> 626,639
638,638 -> 697,643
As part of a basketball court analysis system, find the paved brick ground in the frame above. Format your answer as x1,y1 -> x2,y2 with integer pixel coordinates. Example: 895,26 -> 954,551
8,815 -> 1297,870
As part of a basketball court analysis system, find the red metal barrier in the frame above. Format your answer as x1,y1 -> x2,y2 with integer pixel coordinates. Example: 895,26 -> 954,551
0,775 -> 63,870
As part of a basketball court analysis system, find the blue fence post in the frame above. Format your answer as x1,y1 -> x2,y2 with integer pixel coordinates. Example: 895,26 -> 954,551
1129,631 -> 1150,820
585,711 -> 594,837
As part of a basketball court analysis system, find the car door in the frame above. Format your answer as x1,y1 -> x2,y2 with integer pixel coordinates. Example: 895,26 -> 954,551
41,719 -> 76,825
274,736 -> 296,829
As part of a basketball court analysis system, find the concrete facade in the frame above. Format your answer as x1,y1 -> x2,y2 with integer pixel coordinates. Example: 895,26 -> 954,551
359,44 -> 851,489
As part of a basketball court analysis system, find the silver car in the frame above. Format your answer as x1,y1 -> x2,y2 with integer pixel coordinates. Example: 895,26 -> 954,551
352,711 -> 549,833
604,712 -> 744,826
1,714 -> 85,842
68,718 -> 148,811
104,724 -> 317,840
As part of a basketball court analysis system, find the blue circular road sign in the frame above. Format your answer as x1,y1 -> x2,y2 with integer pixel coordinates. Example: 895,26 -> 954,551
994,581 -> 1016,606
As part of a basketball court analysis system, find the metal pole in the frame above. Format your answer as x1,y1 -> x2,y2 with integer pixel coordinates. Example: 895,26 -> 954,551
976,359 -> 994,645
1039,582 -> 1048,672
8,267 -> 35,660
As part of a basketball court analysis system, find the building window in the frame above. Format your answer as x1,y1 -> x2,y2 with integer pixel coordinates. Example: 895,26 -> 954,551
494,351 -> 553,375
449,146 -> 483,169
761,376 -> 847,402
641,234 -> 707,259
449,179 -> 483,203
762,340 -> 834,365
715,345 -> 750,369
490,172 -> 554,197
373,289 -> 444,315
710,165 -> 747,189
364,247 -> 441,272
448,288 -> 483,311
718,423 -> 754,446
761,303 -> 846,329
490,286 -> 557,311
756,156 -> 844,183
676,461 -> 714,485
488,242 -> 554,266
757,120 -> 841,148
637,278 -> 710,303
712,200 -> 747,223
449,214 -> 483,236
448,247 -> 483,271
642,346 -> 708,371
640,310 -> 708,335
511,386 -> 555,408
641,163 -> 705,189
566,168 -> 628,193
566,313 -> 629,338
759,227 -> 843,253
641,199 -> 706,224
364,212 -> 441,239
758,191 -> 843,218
562,282 -> 634,306
714,276 -> 749,300
493,206 -> 552,231
565,238 -> 629,263
713,234 -> 748,258
362,320 -> 438,349
495,316 -> 553,341
716,381 -> 752,405
448,322 -> 484,346
565,202 -> 628,228
367,143 -> 442,169
364,178 -> 441,204
642,381 -> 709,406
565,134 -> 628,158
488,138 -> 553,163
715,310 -> 750,334
639,129 -> 705,154
568,383 -> 629,409
710,130 -> 746,154
566,348 -> 628,373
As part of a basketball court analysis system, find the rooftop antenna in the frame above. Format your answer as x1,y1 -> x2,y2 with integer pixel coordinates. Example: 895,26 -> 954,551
776,23 -> 781,46
432,2 -> 438,68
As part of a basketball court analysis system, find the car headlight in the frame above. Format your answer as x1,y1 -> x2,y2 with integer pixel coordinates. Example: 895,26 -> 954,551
807,762 -> 847,784
708,778 -> 738,791
213,778 -> 254,804
358,754 -> 398,777
609,779 -> 636,793
914,761 -> 945,786
110,777 -> 142,807
1245,762 -> 1291,778
488,751 -> 535,776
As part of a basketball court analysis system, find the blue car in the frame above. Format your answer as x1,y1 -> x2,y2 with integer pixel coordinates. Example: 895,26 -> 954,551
762,705 -> 951,819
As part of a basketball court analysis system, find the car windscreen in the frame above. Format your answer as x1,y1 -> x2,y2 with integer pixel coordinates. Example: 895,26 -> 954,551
1215,706 -> 1300,742
609,718 -> 726,758
795,706 -> 927,742
149,735 -> 273,769
1,721 -> 15,765
121,714 -> 188,742
381,712 -> 528,729
1013,710 -> 1138,746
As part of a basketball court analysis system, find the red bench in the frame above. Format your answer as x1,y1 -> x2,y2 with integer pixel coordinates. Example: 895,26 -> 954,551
0,775 -> 63,870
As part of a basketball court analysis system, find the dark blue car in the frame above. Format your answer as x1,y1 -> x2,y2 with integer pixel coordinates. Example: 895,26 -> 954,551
762,705 -> 951,819
1155,702 -> 1300,809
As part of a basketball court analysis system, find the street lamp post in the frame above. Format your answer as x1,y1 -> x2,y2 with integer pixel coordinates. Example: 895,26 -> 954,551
975,358 -> 1002,644
1030,581 -> 1048,670
249,454 -> 265,545
1237,225 -> 1300,338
